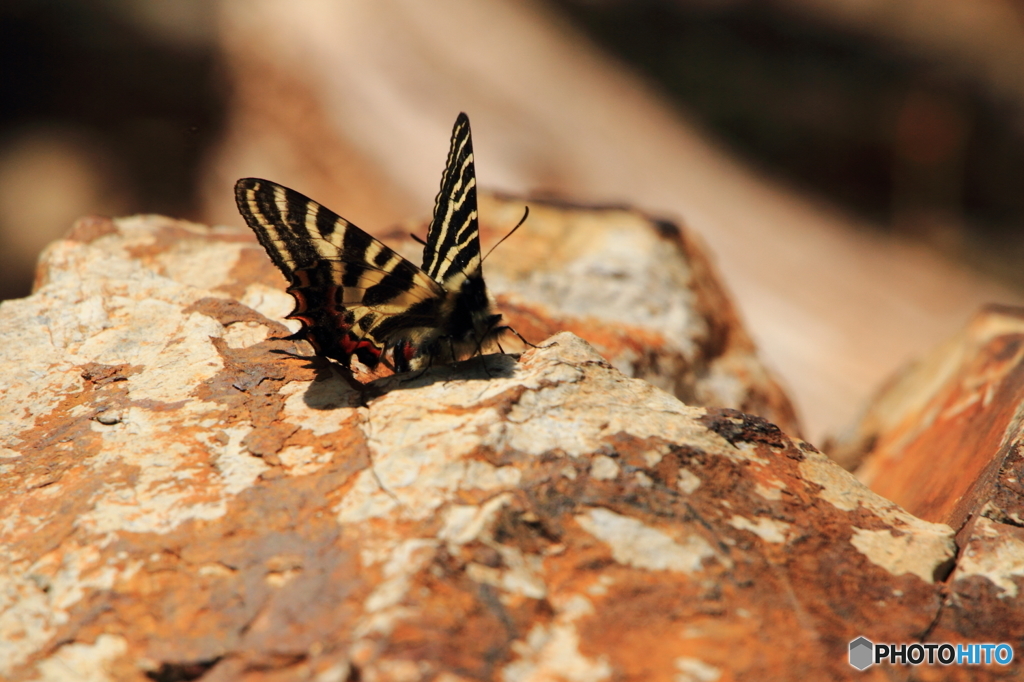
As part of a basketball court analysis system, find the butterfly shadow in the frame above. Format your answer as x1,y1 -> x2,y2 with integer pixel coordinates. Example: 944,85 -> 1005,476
282,351 -> 520,410
361,352 -> 520,400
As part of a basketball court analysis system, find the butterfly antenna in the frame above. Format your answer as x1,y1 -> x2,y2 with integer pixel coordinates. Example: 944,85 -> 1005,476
482,206 -> 529,263
410,233 -> 427,246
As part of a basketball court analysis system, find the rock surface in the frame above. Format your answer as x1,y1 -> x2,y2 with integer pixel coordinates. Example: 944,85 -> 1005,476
834,304 -> 1024,530
831,304 -> 1024,679
0,214 -> 1016,681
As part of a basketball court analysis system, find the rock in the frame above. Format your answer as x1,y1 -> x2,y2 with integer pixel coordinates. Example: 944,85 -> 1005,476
0,213 -> 967,680
832,304 -> 1024,530
391,194 -> 800,435
830,304 -> 1024,676
921,516 -> 1024,682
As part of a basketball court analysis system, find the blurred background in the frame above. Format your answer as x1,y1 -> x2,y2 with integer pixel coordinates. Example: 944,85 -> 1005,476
3,0 -> 1023,440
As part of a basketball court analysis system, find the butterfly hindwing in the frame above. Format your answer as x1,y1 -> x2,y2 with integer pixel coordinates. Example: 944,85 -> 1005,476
235,178 -> 444,369
421,112 -> 481,287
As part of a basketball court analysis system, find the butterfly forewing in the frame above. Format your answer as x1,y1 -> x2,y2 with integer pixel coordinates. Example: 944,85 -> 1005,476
235,178 -> 444,368
421,112 -> 481,286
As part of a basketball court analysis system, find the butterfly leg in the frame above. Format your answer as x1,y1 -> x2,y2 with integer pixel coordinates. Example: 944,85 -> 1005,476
461,335 -> 500,378
443,336 -> 458,364
393,340 -> 415,374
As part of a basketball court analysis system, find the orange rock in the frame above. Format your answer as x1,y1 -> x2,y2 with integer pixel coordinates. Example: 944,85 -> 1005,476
835,305 -> 1024,531
833,305 -> 1024,675
0,213 -> 965,680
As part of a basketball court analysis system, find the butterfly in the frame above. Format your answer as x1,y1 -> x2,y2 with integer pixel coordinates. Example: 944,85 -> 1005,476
234,113 -> 522,376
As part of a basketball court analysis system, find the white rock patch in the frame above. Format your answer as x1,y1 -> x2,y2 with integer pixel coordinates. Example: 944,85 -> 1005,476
728,515 -> 789,544
575,508 -> 716,573
502,595 -> 612,682
674,656 -> 722,682
35,634 -> 128,682
590,455 -> 620,480
850,527 -> 953,583
676,468 -> 701,494
954,517 -> 1024,598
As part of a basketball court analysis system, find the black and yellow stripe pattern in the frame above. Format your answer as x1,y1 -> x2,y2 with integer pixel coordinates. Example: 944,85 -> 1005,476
422,113 -> 480,287
234,113 -> 505,375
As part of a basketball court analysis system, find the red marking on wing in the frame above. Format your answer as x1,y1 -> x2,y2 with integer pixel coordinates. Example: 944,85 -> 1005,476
288,315 -> 317,328
340,331 -> 382,360
280,265 -> 386,370
324,284 -> 342,317
286,287 -> 309,315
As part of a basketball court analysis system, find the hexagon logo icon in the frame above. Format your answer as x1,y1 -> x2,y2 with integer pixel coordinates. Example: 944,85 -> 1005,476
849,637 -> 874,670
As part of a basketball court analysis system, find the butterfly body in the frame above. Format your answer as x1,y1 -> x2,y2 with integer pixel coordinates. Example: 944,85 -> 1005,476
235,113 -> 506,375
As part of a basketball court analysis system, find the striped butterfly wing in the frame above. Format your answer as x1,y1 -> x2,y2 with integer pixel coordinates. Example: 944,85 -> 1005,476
421,112 -> 481,287
235,178 -> 444,369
